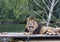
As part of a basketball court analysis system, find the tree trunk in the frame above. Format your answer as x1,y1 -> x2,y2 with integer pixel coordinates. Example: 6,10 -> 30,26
46,0 -> 55,26
46,12 -> 52,26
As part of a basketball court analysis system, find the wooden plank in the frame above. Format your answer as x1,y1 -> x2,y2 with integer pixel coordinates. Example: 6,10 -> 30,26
0,32 -> 60,37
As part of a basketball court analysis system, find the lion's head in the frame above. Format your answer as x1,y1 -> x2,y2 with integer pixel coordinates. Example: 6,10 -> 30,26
26,16 -> 38,32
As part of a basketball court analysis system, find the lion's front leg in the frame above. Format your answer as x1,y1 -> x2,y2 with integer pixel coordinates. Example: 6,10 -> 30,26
40,26 -> 60,35
46,28 -> 59,35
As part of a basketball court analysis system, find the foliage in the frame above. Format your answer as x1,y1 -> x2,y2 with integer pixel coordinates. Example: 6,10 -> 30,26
28,0 -> 60,26
0,0 -> 60,24
50,16 -> 56,23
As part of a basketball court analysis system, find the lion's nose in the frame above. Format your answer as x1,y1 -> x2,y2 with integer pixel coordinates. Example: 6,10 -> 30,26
29,26 -> 34,28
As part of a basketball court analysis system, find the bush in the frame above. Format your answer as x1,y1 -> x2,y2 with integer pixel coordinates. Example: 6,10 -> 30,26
50,16 -> 56,23
15,14 -> 30,24
56,19 -> 60,23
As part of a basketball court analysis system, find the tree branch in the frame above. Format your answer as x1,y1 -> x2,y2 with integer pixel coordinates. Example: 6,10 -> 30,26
49,0 -> 51,3
53,8 -> 59,12
33,11 -> 46,23
46,0 -> 55,26
33,0 -> 46,12
54,0 -> 59,6
42,0 -> 50,10
33,0 -> 48,18
45,13 -> 48,18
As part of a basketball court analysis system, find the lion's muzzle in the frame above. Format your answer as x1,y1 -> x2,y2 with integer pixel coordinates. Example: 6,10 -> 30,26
28,26 -> 35,32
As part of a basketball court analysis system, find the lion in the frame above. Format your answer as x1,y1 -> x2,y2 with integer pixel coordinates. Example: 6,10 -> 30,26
11,16 -> 60,42
25,16 -> 41,34
25,16 -> 60,35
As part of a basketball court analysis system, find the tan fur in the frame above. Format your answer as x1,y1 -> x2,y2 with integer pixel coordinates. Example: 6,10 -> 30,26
55,27 -> 60,33
40,26 -> 48,34
26,16 -> 38,32
26,16 -> 60,35
41,26 -> 60,35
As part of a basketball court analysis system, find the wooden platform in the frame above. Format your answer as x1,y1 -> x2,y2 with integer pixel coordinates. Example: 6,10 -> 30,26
0,32 -> 60,42
0,32 -> 60,37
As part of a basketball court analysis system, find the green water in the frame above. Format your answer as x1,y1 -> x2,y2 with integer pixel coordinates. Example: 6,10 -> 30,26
0,23 -> 60,32
0,24 -> 25,32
